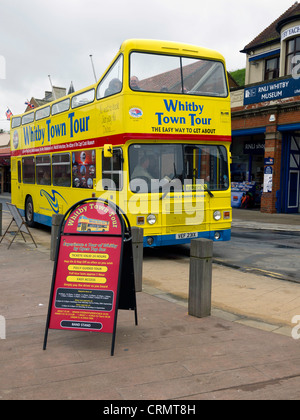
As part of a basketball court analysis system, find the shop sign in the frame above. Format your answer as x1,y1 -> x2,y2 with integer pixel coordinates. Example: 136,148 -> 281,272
264,157 -> 274,165
244,77 -> 300,105
243,141 -> 265,154
281,25 -> 300,42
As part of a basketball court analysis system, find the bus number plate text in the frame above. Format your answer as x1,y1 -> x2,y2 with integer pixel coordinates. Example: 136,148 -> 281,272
176,232 -> 198,240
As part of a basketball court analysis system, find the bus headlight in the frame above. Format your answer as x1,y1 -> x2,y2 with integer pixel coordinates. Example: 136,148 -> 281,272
213,210 -> 221,221
147,214 -> 156,225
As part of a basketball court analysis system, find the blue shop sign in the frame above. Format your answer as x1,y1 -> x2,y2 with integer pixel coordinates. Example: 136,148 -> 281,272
243,141 -> 265,154
264,157 -> 274,165
264,166 -> 273,174
244,78 -> 300,105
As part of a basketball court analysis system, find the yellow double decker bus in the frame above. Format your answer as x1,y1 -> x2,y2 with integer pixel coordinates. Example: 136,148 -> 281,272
10,39 -> 232,247
77,215 -> 109,232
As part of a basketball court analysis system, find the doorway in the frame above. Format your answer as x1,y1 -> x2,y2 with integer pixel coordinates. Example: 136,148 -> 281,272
282,134 -> 300,213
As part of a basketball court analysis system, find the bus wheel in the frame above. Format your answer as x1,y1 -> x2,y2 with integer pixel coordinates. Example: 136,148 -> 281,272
25,196 -> 35,227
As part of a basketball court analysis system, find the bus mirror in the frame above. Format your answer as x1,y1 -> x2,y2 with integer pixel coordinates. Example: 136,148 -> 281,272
104,144 -> 113,158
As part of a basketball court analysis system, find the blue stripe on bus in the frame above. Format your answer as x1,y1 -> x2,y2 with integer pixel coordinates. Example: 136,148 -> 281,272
18,209 -> 53,227
19,208 -> 231,247
34,213 -> 53,226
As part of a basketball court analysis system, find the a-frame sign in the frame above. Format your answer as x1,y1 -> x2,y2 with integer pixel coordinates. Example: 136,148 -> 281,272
43,198 -> 137,355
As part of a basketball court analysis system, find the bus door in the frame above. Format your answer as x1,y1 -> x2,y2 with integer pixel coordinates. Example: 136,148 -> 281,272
99,146 -> 123,211
11,158 -> 23,209
184,145 -> 209,231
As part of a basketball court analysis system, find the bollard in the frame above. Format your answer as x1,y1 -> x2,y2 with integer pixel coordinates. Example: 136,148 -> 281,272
188,238 -> 213,318
50,213 -> 64,261
0,203 -> 2,237
131,227 -> 144,292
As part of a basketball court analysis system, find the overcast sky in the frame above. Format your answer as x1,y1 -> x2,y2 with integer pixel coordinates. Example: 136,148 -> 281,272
0,0 -> 295,130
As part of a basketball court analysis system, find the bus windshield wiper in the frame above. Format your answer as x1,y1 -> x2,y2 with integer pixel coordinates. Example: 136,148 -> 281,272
204,185 -> 214,197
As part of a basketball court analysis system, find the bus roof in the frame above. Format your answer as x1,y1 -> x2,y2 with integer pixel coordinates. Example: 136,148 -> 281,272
119,39 -> 226,63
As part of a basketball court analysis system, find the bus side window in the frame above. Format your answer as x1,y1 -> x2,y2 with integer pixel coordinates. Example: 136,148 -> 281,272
72,149 -> 96,189
102,148 -> 123,190
97,55 -> 123,99
52,153 -> 71,187
22,156 -> 35,184
36,155 -> 51,185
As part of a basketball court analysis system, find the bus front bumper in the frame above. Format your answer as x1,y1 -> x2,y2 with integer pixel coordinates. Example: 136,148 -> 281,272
143,228 -> 231,247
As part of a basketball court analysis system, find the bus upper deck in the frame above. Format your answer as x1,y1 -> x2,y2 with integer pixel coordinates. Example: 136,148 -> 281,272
11,39 -> 231,149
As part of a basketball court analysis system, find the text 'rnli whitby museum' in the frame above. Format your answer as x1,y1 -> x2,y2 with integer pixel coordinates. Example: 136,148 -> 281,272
231,2 -> 300,213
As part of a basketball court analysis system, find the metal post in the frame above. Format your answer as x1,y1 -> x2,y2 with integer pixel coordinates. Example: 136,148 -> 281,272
188,238 -> 213,318
131,227 -> 144,292
89,55 -> 97,83
50,214 -> 64,261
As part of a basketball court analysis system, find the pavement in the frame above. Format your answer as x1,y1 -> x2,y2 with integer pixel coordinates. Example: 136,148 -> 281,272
0,198 -> 300,401
231,207 -> 300,231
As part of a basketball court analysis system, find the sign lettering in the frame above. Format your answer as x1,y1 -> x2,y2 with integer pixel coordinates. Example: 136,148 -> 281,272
244,77 -> 299,105
22,111 -> 91,146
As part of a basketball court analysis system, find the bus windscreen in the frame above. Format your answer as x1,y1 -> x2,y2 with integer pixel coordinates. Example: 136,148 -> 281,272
130,52 -> 228,97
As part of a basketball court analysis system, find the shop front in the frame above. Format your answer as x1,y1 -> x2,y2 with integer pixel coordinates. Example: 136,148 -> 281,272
0,147 -> 10,194
231,131 -> 265,209
230,2 -> 300,214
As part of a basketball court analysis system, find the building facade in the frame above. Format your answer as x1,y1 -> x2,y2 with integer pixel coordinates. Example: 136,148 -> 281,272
1,86 -> 68,194
231,2 -> 300,213
24,86 -> 67,112
0,132 -> 10,194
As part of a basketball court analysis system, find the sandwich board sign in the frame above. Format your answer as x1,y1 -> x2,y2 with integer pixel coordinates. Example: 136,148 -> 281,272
43,198 -> 137,355
0,203 -> 37,249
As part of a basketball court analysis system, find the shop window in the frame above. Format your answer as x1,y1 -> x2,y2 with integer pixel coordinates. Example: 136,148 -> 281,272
264,56 -> 279,80
285,36 -> 300,75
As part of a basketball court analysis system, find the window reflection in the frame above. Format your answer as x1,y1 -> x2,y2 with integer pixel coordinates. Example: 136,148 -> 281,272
130,52 -> 228,97
129,144 -> 229,193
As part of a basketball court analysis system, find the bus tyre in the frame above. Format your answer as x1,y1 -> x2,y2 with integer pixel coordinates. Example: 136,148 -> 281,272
25,196 -> 35,227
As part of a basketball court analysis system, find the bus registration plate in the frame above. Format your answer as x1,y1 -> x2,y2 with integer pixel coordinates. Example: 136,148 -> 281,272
176,232 -> 198,240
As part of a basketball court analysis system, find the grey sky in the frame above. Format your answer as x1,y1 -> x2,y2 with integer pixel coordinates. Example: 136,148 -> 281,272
0,0 -> 295,130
